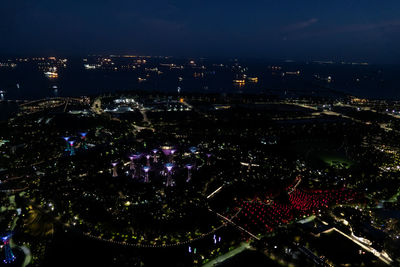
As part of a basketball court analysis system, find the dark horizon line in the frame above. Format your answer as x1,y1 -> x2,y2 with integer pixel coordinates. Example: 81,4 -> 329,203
0,53 -> 392,66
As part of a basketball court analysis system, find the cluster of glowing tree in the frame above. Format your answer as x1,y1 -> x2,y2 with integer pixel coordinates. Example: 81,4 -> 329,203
62,132 -> 88,156
111,145 -> 212,187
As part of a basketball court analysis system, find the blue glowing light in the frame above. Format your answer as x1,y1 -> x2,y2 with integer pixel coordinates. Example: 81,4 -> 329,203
185,164 -> 193,170
143,166 -> 150,173
165,163 -> 174,172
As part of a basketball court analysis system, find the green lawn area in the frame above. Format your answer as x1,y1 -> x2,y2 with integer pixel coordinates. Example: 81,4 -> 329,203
318,152 -> 353,169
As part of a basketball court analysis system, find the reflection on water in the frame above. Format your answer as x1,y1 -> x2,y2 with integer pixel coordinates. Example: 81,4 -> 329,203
52,85 -> 59,97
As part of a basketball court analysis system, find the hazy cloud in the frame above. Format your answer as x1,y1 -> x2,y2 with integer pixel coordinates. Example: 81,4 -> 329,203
284,18 -> 319,31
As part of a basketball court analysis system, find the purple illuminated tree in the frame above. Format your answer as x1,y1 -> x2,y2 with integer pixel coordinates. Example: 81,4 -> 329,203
111,162 -> 118,177
206,153 -> 212,165
185,164 -> 193,182
146,154 -> 151,167
80,132 -> 88,149
165,163 -> 174,187
2,233 -> 15,264
129,155 -> 135,170
152,149 -> 158,163
63,136 -> 70,151
170,149 -> 177,162
161,146 -> 173,156
161,145 -> 174,162
143,166 -> 150,183
69,140 -> 75,156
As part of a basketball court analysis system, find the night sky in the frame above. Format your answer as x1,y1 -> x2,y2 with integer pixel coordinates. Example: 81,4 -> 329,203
1,0 -> 400,63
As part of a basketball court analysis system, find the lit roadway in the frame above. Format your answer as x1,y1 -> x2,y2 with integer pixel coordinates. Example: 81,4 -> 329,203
296,243 -> 327,266
291,102 -> 400,135
202,242 -> 252,267
181,100 -> 193,110
337,103 -> 400,132
209,208 -> 260,241
290,102 -> 397,133
290,103 -> 363,123
336,103 -> 400,119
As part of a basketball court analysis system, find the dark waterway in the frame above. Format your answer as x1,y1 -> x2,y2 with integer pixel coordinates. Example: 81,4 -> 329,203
1,58 -> 400,121
0,58 -> 399,99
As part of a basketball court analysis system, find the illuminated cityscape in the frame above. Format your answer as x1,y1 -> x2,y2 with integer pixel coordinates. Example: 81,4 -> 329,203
1,1 -> 400,266
1,88 -> 400,266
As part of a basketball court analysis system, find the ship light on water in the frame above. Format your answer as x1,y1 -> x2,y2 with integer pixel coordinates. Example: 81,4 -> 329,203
247,77 -> 258,83
44,66 -> 58,79
233,79 -> 245,86
84,64 -> 99,70
44,71 -> 58,79
0,90 -> 5,100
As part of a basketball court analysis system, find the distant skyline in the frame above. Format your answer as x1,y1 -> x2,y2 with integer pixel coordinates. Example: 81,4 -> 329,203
1,0 -> 400,63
